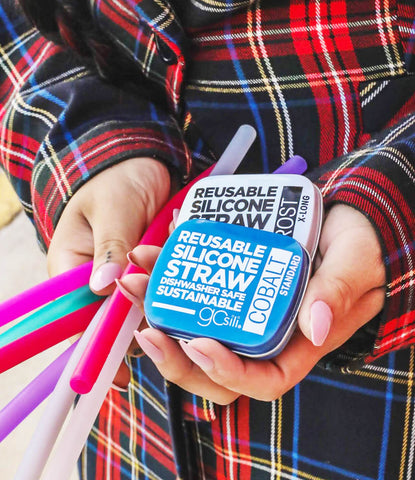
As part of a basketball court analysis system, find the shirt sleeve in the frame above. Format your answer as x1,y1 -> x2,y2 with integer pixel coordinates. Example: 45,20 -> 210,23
309,112 -> 415,371
0,5 -> 191,250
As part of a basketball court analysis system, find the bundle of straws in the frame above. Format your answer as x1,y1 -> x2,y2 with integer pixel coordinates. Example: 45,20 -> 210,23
0,125 -> 307,480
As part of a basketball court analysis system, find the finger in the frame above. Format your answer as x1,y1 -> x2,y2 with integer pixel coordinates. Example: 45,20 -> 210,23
86,197 -> 145,295
179,333 -> 317,401
116,274 -> 150,311
179,288 -> 385,401
169,208 -> 180,234
298,230 -> 385,346
84,158 -> 170,295
134,329 -> 239,405
127,245 -> 162,274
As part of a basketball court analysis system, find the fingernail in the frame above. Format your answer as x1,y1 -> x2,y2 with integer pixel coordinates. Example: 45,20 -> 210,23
111,383 -> 129,392
115,278 -> 141,308
90,262 -> 123,291
127,251 -> 140,268
310,300 -> 333,346
130,346 -> 144,357
179,340 -> 214,371
172,208 -> 180,228
134,331 -> 164,363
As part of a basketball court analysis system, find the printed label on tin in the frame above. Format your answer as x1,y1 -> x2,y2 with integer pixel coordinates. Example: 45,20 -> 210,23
242,248 -> 294,335
153,227 -> 266,319
145,220 -> 309,355
177,174 -> 322,257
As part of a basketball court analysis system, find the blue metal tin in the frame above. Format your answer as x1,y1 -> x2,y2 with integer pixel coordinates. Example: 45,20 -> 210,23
144,219 -> 310,358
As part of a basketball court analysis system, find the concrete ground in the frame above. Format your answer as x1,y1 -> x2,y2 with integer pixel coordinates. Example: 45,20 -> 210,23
0,211 -> 79,479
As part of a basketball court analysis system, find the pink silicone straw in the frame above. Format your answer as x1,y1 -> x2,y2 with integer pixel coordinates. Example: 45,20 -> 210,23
0,342 -> 77,443
69,167 -> 213,394
0,261 -> 93,328
14,300 -> 109,480
0,300 -> 102,374
42,307 -> 143,480
70,124 -> 257,394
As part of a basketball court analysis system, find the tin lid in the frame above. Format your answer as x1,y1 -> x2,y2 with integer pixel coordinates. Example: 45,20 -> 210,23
144,219 -> 310,358
177,174 -> 323,259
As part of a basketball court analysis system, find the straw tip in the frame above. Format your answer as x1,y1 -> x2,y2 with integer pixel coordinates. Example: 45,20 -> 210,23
237,124 -> 257,140
70,377 -> 92,394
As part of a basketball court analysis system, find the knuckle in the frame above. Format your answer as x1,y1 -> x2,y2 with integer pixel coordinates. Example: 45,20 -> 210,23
258,385 -> 283,402
97,238 -> 131,257
162,362 -> 197,386
330,275 -> 355,312
373,255 -> 387,287
162,368 -> 187,385
263,390 -> 279,402
214,393 -> 240,406
213,366 -> 242,391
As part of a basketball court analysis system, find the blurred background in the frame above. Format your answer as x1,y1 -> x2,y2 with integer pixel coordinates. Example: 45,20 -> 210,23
0,170 -> 79,480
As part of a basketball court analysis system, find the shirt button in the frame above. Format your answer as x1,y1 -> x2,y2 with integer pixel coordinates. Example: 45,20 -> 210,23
155,35 -> 177,65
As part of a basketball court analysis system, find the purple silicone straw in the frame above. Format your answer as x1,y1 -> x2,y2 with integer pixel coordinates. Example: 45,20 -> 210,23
273,155 -> 307,175
0,261 -> 93,328
0,342 -> 77,442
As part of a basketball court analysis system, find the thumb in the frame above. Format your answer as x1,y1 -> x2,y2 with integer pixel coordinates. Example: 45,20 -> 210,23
89,216 -> 141,295
88,208 -> 144,295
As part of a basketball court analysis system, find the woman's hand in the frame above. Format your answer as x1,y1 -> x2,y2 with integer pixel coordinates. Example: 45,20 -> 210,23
47,157 -> 172,388
121,204 -> 386,404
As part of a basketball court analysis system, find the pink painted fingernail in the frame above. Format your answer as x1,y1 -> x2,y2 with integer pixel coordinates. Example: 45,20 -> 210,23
180,340 -> 214,371
134,331 -> 165,363
115,278 -> 141,308
127,251 -> 140,267
111,383 -> 129,392
90,262 -> 123,291
172,208 -> 180,228
310,300 -> 333,346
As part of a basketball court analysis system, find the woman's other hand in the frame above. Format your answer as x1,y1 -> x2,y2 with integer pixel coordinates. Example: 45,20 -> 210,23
121,204 -> 386,403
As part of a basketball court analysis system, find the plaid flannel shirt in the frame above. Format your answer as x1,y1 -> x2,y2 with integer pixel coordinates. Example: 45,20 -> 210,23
1,0 -> 415,478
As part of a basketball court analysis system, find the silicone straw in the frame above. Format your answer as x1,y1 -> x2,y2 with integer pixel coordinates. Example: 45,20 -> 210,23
0,261 -> 93,328
0,285 -> 99,348
14,300 -> 109,480
70,124 -> 257,394
42,307 -> 143,480
209,124 -> 257,175
0,342 -> 77,442
273,155 -> 307,175
0,301 -> 102,374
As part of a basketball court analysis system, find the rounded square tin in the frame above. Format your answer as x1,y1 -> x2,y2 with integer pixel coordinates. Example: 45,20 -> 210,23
144,219 -> 310,358
177,174 -> 323,259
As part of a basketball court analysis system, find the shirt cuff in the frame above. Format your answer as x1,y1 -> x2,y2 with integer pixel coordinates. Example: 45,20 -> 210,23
310,115 -> 415,370
32,120 -> 191,249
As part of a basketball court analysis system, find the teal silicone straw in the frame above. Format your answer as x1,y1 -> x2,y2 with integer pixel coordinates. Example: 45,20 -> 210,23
0,285 -> 100,347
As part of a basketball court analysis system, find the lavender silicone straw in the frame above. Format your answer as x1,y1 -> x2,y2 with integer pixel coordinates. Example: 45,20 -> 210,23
0,342 -> 77,442
273,155 -> 307,175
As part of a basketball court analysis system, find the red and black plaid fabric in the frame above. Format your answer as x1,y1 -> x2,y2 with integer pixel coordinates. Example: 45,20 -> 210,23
1,1 -> 414,479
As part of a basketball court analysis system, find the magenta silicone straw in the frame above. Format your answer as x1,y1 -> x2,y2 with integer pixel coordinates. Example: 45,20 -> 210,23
0,261 -> 93,328
70,124 -> 257,394
69,167 -> 214,394
0,301 -> 102,374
